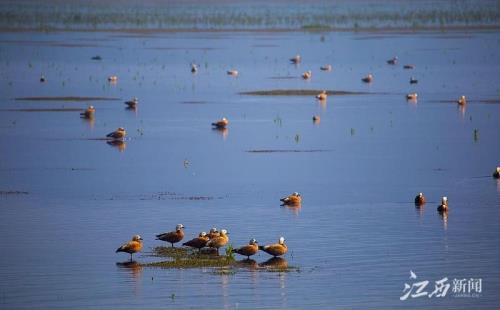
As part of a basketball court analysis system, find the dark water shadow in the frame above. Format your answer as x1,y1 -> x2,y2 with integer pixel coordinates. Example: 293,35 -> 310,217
107,140 -> 127,152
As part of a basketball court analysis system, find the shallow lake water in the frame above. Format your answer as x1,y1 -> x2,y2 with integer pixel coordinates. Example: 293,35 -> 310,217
0,29 -> 499,309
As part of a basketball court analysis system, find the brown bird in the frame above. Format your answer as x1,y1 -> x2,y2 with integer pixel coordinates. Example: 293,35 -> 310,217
40,74 -> 46,83
80,105 -> 95,118
387,56 -> 398,65
156,224 -> 185,247
106,127 -> 126,140
280,192 -> 301,206
116,235 -> 143,260
212,117 -> 229,129
231,239 -> 259,259
227,70 -> 238,76
493,167 -> 500,179
312,115 -> 320,123
457,95 -> 467,106
414,192 -> 426,206
290,54 -> 301,64
404,64 -> 415,69
191,63 -> 198,73
108,75 -> 118,82
406,93 -> 418,101
361,74 -> 373,83
437,196 -> 448,212
320,64 -> 332,71
183,232 -> 209,251
124,97 -> 138,109
315,90 -> 327,100
207,227 -> 220,239
205,229 -> 229,255
302,70 -> 312,80
259,237 -> 288,257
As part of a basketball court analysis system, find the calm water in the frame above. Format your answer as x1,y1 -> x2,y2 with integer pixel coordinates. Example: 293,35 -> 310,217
0,29 -> 499,309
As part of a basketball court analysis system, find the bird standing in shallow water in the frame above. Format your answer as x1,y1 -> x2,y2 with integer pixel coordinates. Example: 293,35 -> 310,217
124,97 -> 138,109
231,239 -> 259,259
205,229 -> 229,255
414,192 -> 426,206
457,95 -> 467,105
156,224 -> 185,247
183,232 -> 209,251
212,117 -> 229,129
106,127 -> 126,140
280,192 -> 301,206
116,235 -> 143,261
316,90 -> 327,100
493,167 -> 500,179
290,54 -> 301,64
80,106 -> 95,118
259,237 -> 288,257
406,93 -> 418,101
362,74 -> 373,83
302,70 -> 312,80
437,196 -> 448,212
387,56 -> 398,65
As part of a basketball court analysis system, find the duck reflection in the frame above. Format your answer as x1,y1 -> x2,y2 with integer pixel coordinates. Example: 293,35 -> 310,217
116,260 -> 142,280
212,127 -> 228,140
234,258 -> 258,270
438,211 -> 448,230
259,257 -> 288,269
458,103 -> 466,118
107,139 -> 127,152
81,116 -> 95,129
283,204 -> 301,215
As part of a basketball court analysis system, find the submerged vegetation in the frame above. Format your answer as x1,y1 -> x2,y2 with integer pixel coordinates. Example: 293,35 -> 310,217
142,246 -> 299,273
0,0 -> 499,31
240,89 -> 368,96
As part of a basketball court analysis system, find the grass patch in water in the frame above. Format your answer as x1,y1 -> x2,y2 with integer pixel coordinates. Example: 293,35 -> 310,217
239,89 -> 368,96
143,246 -> 235,269
14,96 -> 121,102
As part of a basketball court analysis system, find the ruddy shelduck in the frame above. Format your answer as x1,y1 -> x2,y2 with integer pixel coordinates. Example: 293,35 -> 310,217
40,74 -> 46,83
116,235 -> 143,260
212,117 -> 229,129
437,196 -> 448,212
156,224 -> 185,247
290,54 -> 301,64
410,77 -> 418,84
227,70 -> 238,76
414,192 -> 426,206
207,227 -> 220,239
80,105 -> 95,118
404,64 -> 415,69
205,229 -> 229,255
191,63 -> 198,73
493,167 -> 500,179
387,56 -> 398,65
259,237 -> 288,257
316,90 -> 327,100
362,74 -> 373,83
231,239 -> 259,259
302,70 -> 312,80
108,75 -> 118,82
280,192 -> 302,206
320,64 -> 332,71
124,97 -> 138,109
183,232 -> 209,251
106,127 -> 126,140
457,95 -> 466,106
406,93 -> 418,100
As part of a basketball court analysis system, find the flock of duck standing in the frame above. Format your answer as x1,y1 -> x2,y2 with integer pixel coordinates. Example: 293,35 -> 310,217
116,193 -> 301,261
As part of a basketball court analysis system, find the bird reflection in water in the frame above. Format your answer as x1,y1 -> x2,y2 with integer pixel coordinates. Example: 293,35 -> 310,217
116,261 -> 142,295
234,258 -> 258,270
283,204 -> 301,216
414,204 -> 424,219
458,103 -> 466,119
81,116 -> 95,130
439,211 -> 448,231
259,257 -> 288,269
107,139 -> 127,152
212,127 -> 228,140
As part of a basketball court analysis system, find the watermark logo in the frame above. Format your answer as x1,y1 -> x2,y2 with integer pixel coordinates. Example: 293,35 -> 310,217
400,271 -> 482,300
